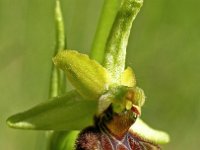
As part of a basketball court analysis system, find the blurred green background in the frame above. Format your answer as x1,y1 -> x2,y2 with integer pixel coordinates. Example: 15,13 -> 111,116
0,0 -> 200,149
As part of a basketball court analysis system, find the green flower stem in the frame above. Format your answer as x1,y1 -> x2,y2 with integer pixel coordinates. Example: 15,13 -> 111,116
49,1 -> 81,150
103,0 -> 143,83
90,0 -> 121,64
49,131 -> 80,150
48,1 -> 70,150
55,0 -> 65,52
49,0 -> 66,98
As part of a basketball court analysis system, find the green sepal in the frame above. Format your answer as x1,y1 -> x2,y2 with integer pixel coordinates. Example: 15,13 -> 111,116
53,50 -> 111,100
103,0 -> 143,83
129,118 -> 170,144
7,90 -> 97,130
49,131 -> 79,150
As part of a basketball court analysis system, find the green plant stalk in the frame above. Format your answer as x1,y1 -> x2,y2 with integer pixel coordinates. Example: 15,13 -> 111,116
49,0 -> 66,98
48,1 -> 70,150
103,0 -> 143,83
48,0 -> 66,148
49,131 -> 79,150
55,0 -> 65,52
90,0 -> 121,64
49,1 -> 81,150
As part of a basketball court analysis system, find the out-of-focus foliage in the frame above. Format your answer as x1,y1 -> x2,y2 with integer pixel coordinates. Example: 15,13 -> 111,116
0,0 -> 199,150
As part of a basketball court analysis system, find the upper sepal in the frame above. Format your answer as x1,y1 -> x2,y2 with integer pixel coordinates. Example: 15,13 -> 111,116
53,50 -> 111,100
7,90 -> 97,130
129,118 -> 170,145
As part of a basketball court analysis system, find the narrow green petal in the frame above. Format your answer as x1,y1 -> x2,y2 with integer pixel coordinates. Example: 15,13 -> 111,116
7,91 -> 97,130
53,50 -> 111,100
120,67 -> 136,87
129,118 -> 170,144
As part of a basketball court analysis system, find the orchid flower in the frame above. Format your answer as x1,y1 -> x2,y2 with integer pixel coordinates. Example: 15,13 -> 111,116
7,0 -> 170,149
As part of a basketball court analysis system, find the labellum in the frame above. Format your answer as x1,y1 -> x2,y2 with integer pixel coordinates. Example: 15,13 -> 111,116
75,86 -> 160,150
